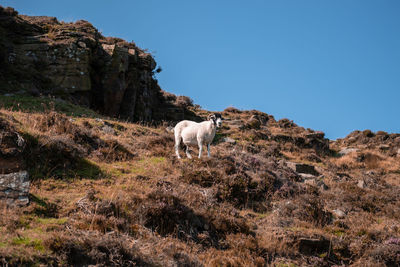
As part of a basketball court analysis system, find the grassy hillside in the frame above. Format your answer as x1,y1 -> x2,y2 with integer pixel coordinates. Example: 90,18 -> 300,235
0,97 -> 399,266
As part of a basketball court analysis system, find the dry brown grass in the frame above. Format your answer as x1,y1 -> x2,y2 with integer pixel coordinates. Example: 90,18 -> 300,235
1,107 -> 400,266
330,148 -> 400,174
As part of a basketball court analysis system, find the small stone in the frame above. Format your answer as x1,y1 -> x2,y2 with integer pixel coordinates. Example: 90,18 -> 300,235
304,178 -> 317,186
333,209 -> 346,219
77,41 -> 86,48
223,137 -> 236,144
102,125 -> 115,135
338,147 -> 359,156
378,145 -> 390,151
299,173 -> 315,180
357,180 -> 366,189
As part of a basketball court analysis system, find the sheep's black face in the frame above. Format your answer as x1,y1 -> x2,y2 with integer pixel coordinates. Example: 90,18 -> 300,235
216,118 -> 222,128
214,113 -> 223,128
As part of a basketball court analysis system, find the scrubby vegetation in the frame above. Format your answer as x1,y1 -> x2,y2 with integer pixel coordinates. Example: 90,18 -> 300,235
1,99 -> 399,266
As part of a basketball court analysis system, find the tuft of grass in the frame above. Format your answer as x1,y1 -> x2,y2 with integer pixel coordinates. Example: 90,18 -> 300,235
145,156 -> 166,164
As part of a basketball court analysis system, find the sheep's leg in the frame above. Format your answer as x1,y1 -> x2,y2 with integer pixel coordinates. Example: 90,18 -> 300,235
175,144 -> 181,159
198,142 -> 203,158
175,134 -> 181,159
185,145 -> 192,159
207,143 -> 211,157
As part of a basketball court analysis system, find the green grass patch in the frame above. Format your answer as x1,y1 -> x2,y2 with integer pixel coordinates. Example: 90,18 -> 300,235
319,252 -> 327,258
11,237 -> 45,252
16,215 -> 34,229
36,217 -> 68,225
0,95 -> 101,118
147,156 -> 166,164
138,156 -> 165,166
253,212 -> 270,219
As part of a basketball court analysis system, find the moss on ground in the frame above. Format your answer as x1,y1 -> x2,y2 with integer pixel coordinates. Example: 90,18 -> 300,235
0,95 -> 101,118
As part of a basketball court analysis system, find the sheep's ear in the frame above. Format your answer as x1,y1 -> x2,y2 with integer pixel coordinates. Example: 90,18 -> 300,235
215,113 -> 222,120
208,114 -> 216,121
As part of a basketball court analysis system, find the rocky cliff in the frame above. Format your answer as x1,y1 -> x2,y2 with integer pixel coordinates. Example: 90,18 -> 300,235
0,6 -> 197,122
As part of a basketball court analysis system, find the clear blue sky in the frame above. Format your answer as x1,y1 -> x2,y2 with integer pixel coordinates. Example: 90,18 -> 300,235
3,0 -> 400,139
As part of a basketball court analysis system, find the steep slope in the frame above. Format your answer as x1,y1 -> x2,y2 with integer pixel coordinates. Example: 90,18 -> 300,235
0,104 -> 399,266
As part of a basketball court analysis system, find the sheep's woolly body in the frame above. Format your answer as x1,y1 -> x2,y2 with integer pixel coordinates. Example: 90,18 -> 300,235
174,114 -> 222,159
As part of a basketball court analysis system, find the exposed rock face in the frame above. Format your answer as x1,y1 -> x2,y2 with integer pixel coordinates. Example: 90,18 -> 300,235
0,6 -> 198,122
0,114 -> 29,205
0,171 -> 30,206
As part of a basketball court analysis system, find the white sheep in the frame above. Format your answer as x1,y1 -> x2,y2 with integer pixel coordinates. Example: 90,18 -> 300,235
174,113 -> 222,159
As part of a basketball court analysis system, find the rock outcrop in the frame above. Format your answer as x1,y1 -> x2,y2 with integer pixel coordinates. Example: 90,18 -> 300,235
0,114 -> 29,205
0,171 -> 30,206
0,6 -> 198,122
